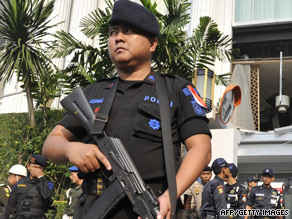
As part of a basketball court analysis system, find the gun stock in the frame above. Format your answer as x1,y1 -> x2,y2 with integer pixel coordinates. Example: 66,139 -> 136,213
60,86 -> 94,133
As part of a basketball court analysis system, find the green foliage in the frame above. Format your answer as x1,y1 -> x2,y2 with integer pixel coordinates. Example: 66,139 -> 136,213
52,0 -> 116,93
0,0 -> 60,127
0,110 -> 72,210
52,0 -> 236,89
47,201 -> 67,219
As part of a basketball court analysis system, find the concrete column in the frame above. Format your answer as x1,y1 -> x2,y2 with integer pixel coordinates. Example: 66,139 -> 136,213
210,128 -> 241,165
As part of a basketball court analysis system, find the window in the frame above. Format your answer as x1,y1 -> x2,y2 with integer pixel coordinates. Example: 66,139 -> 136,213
234,0 -> 292,23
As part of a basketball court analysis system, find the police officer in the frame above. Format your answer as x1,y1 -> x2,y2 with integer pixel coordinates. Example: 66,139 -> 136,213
182,165 -> 212,218
63,166 -> 83,219
0,165 -> 27,213
201,158 -> 229,219
245,168 -> 283,219
0,154 -> 54,219
247,176 -> 259,195
226,163 -> 247,218
42,0 -> 212,218
282,176 -> 292,208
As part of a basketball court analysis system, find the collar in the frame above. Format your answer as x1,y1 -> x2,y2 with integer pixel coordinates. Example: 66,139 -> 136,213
215,175 -> 225,183
104,77 -> 119,89
144,71 -> 156,84
108,71 -> 156,87
4,180 -> 13,189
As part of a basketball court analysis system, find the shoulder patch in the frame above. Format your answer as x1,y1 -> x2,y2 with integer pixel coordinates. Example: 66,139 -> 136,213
4,188 -> 10,194
242,194 -> 247,202
195,189 -> 200,195
182,85 -> 207,116
48,182 -> 54,190
217,185 -> 224,194
183,85 -> 207,108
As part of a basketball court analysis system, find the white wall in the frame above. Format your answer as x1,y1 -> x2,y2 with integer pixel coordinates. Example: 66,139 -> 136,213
210,128 -> 241,165
0,76 -> 27,113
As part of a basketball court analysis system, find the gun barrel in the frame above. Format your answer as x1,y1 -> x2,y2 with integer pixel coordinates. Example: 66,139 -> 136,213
108,138 -> 146,194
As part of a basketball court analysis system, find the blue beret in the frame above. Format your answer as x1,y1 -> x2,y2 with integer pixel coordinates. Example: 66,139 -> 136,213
108,0 -> 160,37
69,166 -> 79,172
211,158 -> 228,171
29,154 -> 47,167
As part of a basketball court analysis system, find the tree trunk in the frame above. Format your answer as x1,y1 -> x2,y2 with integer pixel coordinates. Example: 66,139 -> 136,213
25,83 -> 36,128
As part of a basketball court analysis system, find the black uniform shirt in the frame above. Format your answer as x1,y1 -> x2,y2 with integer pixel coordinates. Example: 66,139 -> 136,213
59,73 -> 211,180
200,175 -> 228,219
0,176 -> 54,219
226,181 -> 247,209
246,185 -> 281,214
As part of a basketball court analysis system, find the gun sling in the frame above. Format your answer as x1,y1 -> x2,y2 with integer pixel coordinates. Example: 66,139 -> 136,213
84,73 -> 177,218
154,73 -> 177,218
84,180 -> 126,219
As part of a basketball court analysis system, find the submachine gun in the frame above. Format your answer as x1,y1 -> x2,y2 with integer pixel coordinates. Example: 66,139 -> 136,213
61,86 -> 160,219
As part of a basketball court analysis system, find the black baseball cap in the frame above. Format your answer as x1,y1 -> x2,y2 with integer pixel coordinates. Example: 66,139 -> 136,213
247,176 -> 259,182
211,158 -> 228,171
29,154 -> 47,167
108,0 -> 160,37
262,168 -> 274,177
228,163 -> 238,177
202,166 -> 212,172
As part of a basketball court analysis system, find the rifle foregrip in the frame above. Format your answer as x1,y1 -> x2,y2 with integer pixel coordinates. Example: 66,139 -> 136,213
60,86 -> 95,133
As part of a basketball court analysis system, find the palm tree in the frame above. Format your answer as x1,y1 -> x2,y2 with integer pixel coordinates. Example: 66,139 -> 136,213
0,0 -> 58,127
52,0 -> 236,90
52,0 -> 115,92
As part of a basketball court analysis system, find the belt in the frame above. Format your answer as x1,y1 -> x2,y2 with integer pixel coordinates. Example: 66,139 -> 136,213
82,176 -> 168,197
145,177 -> 167,196
82,177 -> 106,196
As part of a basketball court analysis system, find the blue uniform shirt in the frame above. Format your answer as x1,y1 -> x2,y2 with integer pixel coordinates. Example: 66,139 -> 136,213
201,176 -> 228,219
246,185 -> 281,216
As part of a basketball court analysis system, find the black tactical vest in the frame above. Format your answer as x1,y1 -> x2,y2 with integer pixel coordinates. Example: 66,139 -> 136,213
15,179 -> 46,216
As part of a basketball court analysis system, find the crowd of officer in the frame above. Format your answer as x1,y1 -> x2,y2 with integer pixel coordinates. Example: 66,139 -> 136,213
0,154 -> 291,219
0,156 -> 84,219
180,157 -> 291,219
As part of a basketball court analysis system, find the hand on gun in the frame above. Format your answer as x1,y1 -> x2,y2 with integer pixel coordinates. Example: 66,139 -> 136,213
66,141 -> 112,174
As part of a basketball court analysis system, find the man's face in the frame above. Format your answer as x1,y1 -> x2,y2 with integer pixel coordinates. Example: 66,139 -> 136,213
200,171 -> 212,184
222,166 -> 230,181
27,163 -> 44,178
70,172 -> 79,184
11,174 -> 24,185
108,24 -> 157,70
261,174 -> 274,186
249,181 -> 258,188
